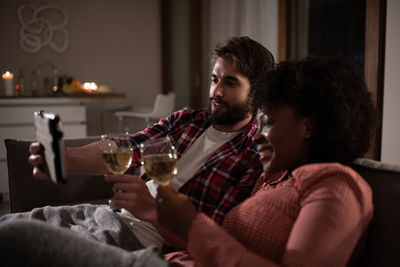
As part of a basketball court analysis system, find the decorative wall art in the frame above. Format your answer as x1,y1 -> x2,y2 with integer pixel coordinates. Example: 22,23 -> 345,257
18,4 -> 69,53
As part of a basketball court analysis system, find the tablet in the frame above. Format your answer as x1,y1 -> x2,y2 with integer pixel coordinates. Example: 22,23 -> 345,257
34,111 -> 67,183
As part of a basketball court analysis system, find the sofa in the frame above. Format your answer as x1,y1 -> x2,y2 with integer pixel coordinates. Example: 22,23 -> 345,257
5,137 -> 113,212
4,138 -> 400,267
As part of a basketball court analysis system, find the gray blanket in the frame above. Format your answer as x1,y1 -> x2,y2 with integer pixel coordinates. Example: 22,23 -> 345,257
0,219 -> 168,267
0,203 -> 144,251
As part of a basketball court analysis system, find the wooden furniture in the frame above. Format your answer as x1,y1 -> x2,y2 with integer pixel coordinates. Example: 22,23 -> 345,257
115,92 -> 175,129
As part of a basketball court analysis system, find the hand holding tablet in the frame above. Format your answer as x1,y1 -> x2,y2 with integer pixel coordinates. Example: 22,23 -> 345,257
34,111 -> 67,183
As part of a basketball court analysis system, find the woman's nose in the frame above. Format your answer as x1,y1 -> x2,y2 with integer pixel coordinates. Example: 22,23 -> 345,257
253,122 -> 269,144
253,127 -> 264,144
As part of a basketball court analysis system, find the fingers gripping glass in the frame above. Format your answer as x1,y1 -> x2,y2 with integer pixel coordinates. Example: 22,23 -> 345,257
140,137 -> 178,186
101,133 -> 133,175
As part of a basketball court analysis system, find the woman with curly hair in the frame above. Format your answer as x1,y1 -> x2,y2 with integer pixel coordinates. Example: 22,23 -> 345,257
157,56 -> 377,267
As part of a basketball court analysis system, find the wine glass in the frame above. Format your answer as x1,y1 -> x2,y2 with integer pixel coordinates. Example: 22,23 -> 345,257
140,137 -> 178,186
101,133 -> 133,175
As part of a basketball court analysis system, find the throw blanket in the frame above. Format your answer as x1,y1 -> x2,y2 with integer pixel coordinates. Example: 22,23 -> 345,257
0,204 -> 144,251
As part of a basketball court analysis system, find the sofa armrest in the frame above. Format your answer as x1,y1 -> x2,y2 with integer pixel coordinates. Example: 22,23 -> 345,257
349,158 -> 400,267
5,138 -> 113,213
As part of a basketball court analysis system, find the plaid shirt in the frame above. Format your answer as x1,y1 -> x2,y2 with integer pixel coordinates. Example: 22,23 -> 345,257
125,107 -> 263,224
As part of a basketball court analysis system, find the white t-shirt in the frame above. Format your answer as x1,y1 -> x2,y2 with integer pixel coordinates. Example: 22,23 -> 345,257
118,125 -> 240,248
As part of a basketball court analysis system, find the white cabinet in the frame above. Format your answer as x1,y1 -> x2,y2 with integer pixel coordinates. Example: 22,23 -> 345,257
0,98 -> 88,199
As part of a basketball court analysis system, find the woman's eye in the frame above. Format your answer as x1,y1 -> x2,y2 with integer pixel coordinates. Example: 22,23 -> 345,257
258,114 -> 273,128
265,119 -> 274,126
258,116 -> 266,126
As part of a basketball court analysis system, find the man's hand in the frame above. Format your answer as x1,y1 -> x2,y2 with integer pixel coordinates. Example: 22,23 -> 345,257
105,174 -> 157,223
156,186 -> 197,241
28,142 -> 51,180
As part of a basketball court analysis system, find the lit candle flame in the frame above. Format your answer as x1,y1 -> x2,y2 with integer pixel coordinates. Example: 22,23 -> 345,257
2,71 -> 13,79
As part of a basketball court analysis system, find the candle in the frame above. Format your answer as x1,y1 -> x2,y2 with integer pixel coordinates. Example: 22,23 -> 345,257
2,71 -> 14,96
82,82 -> 98,92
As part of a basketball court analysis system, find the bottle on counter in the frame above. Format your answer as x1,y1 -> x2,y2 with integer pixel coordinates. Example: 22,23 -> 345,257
16,69 -> 26,96
31,69 -> 40,97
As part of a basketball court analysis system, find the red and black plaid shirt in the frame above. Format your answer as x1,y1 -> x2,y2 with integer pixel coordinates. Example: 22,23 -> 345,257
125,107 -> 262,224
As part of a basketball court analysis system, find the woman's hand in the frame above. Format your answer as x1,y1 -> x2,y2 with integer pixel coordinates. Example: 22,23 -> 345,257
156,186 -> 197,241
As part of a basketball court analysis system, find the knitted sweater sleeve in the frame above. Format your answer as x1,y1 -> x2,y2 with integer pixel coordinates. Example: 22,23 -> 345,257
281,165 -> 373,266
187,164 -> 373,267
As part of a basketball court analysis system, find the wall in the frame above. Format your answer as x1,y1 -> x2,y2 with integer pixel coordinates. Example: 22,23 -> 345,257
168,0 -> 191,110
381,0 -> 400,165
200,0 -> 399,166
0,0 -> 162,134
205,0 -> 278,59
202,0 -> 278,105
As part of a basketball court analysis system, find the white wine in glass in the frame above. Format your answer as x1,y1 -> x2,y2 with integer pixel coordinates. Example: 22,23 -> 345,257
140,137 -> 178,186
101,134 -> 133,175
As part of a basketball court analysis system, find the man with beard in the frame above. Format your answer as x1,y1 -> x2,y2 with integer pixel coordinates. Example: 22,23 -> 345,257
11,36 -> 275,252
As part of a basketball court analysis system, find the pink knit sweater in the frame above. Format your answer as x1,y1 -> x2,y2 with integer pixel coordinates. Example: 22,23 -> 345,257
168,163 -> 373,267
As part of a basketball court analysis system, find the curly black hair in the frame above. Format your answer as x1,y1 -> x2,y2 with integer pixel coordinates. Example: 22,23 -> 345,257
253,56 -> 377,163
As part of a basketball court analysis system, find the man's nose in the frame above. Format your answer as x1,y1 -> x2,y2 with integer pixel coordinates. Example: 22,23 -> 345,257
211,82 -> 223,97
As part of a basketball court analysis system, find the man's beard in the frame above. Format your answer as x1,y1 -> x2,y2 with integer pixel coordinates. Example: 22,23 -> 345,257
208,97 -> 252,125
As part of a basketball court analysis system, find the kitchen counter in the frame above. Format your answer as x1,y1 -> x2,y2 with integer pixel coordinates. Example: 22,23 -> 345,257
0,94 -> 126,200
